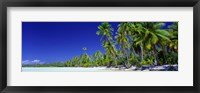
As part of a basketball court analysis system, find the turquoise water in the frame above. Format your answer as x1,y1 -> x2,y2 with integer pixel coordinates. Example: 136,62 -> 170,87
22,67 -> 115,72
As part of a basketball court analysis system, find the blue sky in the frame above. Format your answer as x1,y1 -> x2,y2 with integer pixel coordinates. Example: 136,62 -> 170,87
22,22 -> 173,64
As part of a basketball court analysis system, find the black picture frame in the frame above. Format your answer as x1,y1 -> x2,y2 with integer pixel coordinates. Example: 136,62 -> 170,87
0,0 -> 199,93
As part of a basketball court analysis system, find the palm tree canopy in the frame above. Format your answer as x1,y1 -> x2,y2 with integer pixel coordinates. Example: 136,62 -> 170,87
96,22 -> 114,41
83,47 -> 87,51
139,22 -> 170,50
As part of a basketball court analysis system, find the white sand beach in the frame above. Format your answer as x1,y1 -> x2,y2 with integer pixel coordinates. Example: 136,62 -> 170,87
22,64 -> 178,72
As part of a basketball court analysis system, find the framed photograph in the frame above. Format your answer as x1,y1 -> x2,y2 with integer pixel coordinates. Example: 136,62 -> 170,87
0,0 -> 199,93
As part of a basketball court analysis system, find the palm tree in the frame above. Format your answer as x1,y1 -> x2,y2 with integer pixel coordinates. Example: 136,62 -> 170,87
97,22 -> 117,67
140,22 -> 170,65
115,22 -> 132,68
71,56 -> 80,67
93,51 -> 103,66
168,22 -> 178,52
96,22 -> 114,47
80,47 -> 91,67
83,47 -> 87,52
104,41 -> 118,67
129,22 -> 146,62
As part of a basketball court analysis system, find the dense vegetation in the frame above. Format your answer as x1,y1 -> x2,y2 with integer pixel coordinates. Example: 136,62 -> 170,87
23,22 -> 178,68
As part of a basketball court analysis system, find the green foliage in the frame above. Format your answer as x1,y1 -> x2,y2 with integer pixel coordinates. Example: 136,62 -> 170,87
140,59 -> 153,65
165,52 -> 178,64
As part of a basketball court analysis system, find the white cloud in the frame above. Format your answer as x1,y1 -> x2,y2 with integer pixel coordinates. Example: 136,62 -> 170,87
32,60 -> 40,63
22,60 -> 31,64
22,59 -> 45,65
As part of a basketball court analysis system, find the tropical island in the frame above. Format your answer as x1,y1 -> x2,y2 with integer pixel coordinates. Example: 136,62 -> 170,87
22,22 -> 178,71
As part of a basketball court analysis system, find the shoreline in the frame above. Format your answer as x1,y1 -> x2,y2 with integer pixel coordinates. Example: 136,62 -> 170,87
22,64 -> 178,71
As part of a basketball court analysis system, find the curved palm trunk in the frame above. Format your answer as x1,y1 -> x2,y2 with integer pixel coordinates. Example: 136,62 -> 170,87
111,54 -> 117,67
123,49 -> 130,68
132,47 -> 138,63
153,46 -> 158,65
122,50 -> 128,68
121,42 -> 128,68
107,61 -> 112,68
162,45 -> 167,64
126,51 -> 131,68
140,43 -> 144,61
114,57 -> 117,68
